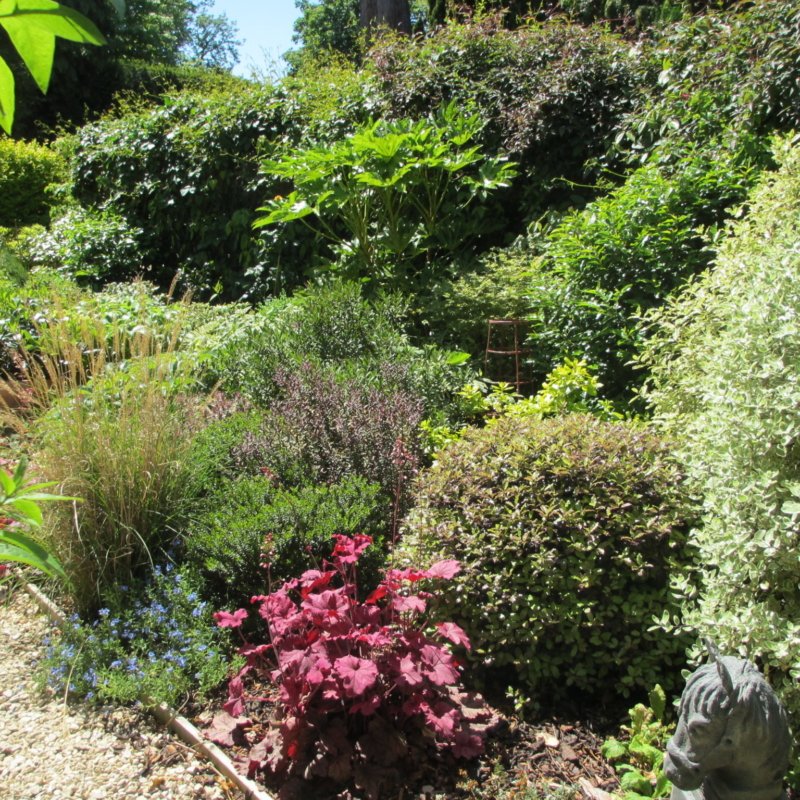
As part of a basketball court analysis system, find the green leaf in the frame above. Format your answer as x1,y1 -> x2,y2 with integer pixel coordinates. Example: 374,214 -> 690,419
0,468 -> 15,497
0,15 -> 55,93
620,770 -> 653,795
601,738 -> 628,760
446,350 -> 471,366
648,684 -> 667,720
0,55 -> 14,135
0,528 -> 67,581
6,496 -> 43,525
2,1 -> 106,46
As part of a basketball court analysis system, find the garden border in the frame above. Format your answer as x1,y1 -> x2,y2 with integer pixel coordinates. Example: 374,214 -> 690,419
23,582 -> 275,800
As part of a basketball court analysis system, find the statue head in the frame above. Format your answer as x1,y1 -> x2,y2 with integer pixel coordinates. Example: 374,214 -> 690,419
664,640 -> 790,799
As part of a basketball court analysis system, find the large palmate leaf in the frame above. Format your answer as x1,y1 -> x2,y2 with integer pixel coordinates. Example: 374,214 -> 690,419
0,0 -> 105,133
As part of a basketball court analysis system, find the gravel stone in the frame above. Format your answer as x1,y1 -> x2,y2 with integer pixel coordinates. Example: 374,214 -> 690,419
0,588 -> 243,800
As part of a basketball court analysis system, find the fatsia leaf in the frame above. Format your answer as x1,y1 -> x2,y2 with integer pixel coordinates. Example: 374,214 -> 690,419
3,1 -> 106,46
0,15 -> 55,93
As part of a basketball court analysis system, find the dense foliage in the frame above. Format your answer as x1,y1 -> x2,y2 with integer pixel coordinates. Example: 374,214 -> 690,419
640,136 -> 800,732
400,413 -> 699,702
65,86 -> 283,297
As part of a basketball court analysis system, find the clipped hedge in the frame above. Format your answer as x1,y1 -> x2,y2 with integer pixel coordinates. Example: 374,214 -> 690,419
400,413 -> 698,702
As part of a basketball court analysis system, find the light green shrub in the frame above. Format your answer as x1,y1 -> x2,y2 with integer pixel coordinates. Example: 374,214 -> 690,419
640,135 -> 800,734
400,413 -> 699,702
0,138 -> 66,227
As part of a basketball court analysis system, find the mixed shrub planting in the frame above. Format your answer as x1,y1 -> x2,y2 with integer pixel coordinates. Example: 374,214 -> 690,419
5,0 -> 800,794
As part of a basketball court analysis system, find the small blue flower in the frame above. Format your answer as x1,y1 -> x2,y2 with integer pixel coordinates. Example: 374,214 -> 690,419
98,608 -> 110,617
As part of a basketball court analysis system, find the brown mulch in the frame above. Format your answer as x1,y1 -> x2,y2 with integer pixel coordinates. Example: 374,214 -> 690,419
192,696 -> 621,800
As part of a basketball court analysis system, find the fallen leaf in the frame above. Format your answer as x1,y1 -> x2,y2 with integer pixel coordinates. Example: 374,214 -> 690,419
560,741 -> 579,762
579,778 -> 614,800
538,732 -> 560,748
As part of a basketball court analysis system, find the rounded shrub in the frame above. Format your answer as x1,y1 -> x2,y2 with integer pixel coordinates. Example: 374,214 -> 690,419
399,413 -> 699,702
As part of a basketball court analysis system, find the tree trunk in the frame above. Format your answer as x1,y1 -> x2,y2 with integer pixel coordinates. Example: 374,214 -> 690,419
359,0 -> 411,34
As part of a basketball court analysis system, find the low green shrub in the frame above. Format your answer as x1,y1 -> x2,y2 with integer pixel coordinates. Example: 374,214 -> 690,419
186,474 -> 385,605
639,135 -> 800,744
0,138 -> 66,228
400,413 -> 698,702
216,280 -> 471,418
425,245 -> 544,358
26,207 -> 145,286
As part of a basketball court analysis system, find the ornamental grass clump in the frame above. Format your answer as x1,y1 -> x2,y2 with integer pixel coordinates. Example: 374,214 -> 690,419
400,413 -> 700,703
211,535 -> 500,799
0,312 -> 202,611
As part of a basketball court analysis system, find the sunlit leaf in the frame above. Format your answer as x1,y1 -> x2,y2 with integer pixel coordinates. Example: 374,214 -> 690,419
0,528 -> 67,581
0,56 -> 14,135
0,16 -> 55,93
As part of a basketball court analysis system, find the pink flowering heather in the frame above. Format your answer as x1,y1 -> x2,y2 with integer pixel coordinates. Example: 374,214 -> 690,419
210,535 -> 500,798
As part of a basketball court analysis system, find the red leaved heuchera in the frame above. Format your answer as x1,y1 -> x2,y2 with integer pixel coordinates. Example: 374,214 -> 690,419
210,534 -> 500,797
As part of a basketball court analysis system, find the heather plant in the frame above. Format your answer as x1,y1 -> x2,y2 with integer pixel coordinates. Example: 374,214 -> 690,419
401,413 -> 699,701
40,564 -> 231,708
211,535 -> 500,798
639,136 -> 800,743
231,361 -> 424,504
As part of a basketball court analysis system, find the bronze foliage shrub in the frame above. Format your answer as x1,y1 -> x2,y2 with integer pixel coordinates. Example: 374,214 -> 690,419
399,413 -> 699,703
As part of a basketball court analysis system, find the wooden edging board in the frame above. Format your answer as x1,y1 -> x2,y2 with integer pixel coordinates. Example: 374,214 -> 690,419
23,582 -> 274,800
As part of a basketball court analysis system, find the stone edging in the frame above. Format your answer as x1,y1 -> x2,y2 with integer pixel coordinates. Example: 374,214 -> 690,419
24,582 -> 275,800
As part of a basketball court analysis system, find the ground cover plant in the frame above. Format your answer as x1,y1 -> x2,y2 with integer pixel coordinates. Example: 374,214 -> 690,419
40,563 -> 232,708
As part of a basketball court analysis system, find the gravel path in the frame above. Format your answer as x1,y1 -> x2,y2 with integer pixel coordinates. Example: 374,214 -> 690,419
0,587 -> 244,800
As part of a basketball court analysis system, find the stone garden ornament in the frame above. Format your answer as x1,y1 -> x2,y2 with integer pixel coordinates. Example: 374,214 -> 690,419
664,639 -> 791,800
